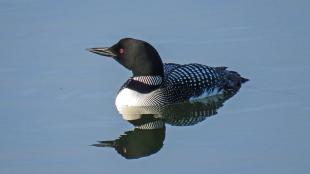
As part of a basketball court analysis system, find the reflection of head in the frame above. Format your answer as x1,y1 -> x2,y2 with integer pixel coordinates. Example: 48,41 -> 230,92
93,116 -> 165,159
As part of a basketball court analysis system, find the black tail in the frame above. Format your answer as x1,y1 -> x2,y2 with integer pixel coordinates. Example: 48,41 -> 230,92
215,67 -> 249,92
240,75 -> 249,83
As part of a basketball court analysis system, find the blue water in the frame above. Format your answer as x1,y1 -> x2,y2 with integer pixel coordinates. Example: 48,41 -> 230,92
1,0 -> 309,173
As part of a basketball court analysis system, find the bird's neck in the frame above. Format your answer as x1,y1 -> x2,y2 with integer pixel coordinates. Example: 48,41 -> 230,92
132,75 -> 163,86
130,56 -> 164,78
121,76 -> 162,94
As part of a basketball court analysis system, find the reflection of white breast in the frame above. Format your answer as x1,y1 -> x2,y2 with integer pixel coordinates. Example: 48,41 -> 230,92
115,88 -> 150,106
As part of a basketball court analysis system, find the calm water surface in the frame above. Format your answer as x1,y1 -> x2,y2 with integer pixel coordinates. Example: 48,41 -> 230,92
0,1 -> 309,174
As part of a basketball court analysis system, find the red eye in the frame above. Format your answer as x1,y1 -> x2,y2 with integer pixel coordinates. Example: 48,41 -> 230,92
119,48 -> 124,55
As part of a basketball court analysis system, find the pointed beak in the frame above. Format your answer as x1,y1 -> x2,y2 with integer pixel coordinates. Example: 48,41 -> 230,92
86,47 -> 117,58
91,140 -> 116,147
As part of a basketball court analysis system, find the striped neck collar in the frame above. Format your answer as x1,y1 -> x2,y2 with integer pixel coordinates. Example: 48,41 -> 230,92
132,76 -> 163,86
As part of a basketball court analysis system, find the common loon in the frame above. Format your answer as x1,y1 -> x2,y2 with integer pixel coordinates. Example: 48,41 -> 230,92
87,38 -> 248,106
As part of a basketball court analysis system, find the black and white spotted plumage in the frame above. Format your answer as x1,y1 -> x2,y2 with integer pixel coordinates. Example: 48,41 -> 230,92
161,63 -> 223,103
116,63 -> 246,106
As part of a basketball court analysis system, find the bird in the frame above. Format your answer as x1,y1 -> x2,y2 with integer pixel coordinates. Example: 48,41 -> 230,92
87,38 -> 248,106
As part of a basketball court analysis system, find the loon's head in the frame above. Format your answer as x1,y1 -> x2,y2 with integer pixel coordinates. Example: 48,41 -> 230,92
87,38 -> 164,77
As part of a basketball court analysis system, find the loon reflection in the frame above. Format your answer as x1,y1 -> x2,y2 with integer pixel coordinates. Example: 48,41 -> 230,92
93,92 -> 236,159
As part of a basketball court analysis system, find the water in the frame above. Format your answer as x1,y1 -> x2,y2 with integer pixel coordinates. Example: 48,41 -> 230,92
0,0 -> 309,173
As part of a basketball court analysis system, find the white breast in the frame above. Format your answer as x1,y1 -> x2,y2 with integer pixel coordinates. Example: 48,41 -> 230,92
115,88 -> 149,106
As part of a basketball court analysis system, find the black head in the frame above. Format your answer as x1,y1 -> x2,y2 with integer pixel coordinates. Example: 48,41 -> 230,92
87,38 -> 164,77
